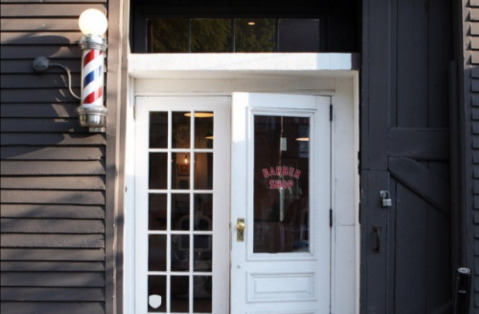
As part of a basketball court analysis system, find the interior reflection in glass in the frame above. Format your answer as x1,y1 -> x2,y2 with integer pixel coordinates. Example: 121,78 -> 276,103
253,115 -> 310,253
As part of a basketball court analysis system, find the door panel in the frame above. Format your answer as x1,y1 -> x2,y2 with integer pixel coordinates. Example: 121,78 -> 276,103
231,93 -> 331,314
135,96 -> 230,314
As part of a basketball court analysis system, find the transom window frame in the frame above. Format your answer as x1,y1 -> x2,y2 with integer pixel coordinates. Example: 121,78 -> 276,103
132,10 -> 327,53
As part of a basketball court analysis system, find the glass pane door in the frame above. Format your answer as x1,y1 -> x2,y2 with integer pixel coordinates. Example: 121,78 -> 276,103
135,97 -> 230,314
230,93 -> 331,314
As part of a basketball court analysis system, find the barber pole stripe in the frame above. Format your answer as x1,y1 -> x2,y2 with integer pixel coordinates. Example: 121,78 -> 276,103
81,49 -> 104,106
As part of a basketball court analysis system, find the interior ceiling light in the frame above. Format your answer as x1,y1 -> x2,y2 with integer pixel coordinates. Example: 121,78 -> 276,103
296,137 -> 309,142
247,21 -> 256,26
184,112 -> 214,118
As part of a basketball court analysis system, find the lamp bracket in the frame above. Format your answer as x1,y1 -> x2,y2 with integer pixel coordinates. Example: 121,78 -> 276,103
32,56 -> 81,100
32,56 -> 50,72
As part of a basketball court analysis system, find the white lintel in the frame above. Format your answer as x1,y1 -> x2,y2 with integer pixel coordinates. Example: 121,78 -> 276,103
128,53 -> 359,79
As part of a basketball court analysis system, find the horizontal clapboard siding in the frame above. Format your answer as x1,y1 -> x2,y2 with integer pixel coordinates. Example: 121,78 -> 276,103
2,104 -> 80,118
1,176 -> 105,189
1,248 -> 105,260
1,302 -> 106,314
1,146 -> 104,160
1,219 -> 105,233
1,46 -> 82,59
1,205 -> 105,218
1,133 -> 106,145
1,261 -> 105,271
1,60 -> 81,73
1,0 -> 108,313
1,161 -> 105,175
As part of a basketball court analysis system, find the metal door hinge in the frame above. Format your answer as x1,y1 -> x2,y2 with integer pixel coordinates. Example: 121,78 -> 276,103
329,209 -> 333,227
329,104 -> 333,121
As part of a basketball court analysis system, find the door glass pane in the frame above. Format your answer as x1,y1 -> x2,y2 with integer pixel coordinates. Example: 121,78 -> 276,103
148,275 -> 166,312
149,193 -> 167,230
172,152 -> 190,190
194,153 -> 213,190
235,18 -> 276,52
194,235 -> 212,271
171,193 -> 190,231
193,276 -> 212,312
171,234 -> 189,272
172,112 -> 190,148
194,112 -> 214,148
149,153 -> 168,189
149,235 -> 167,271
171,276 -> 189,312
150,112 -> 168,148
253,115 -> 310,253
194,194 -> 212,231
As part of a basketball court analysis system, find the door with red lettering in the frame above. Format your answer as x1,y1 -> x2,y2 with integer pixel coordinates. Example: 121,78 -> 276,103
231,93 -> 331,314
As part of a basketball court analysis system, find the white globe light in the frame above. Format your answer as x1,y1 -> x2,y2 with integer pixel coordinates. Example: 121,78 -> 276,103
79,9 -> 108,36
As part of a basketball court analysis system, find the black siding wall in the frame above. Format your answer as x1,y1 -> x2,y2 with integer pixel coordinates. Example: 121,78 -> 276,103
0,1 -> 107,313
460,0 -> 479,311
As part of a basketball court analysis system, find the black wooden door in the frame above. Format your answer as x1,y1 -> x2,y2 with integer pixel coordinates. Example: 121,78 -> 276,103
361,0 -> 454,313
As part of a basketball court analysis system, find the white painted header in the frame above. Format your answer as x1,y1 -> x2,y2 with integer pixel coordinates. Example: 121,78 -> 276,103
128,53 -> 359,79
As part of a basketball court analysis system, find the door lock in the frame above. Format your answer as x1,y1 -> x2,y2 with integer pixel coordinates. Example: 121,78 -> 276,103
379,190 -> 392,207
237,218 -> 245,242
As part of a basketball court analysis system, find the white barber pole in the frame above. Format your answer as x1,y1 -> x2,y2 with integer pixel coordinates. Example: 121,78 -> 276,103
77,9 -> 108,133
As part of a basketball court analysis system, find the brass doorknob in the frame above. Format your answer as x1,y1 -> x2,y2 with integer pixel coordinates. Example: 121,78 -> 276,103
237,221 -> 245,231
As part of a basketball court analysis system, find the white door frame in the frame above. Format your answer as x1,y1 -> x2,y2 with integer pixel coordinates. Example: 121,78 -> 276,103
124,52 -> 360,314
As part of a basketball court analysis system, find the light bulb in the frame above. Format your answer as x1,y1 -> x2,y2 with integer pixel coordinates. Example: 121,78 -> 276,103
79,9 -> 108,36
184,155 -> 189,164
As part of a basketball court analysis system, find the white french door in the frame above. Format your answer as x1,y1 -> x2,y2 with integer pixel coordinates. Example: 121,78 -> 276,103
135,96 -> 231,313
134,93 -> 331,314
230,93 -> 331,314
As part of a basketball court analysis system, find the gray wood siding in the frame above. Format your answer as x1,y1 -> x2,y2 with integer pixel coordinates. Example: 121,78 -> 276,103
1,0 -> 107,313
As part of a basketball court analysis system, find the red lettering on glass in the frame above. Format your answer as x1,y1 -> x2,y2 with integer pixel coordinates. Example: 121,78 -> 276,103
263,169 -> 269,178
289,167 -> 295,177
262,165 -> 302,185
270,167 -> 276,176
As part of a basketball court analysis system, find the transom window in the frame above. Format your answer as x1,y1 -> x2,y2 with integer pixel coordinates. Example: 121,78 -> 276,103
146,18 -> 320,53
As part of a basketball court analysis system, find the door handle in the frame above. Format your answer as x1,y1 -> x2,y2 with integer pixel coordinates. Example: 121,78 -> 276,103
237,218 -> 245,242
373,226 -> 381,253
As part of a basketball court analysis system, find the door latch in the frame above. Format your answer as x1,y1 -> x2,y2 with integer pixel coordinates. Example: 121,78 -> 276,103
237,218 -> 245,242
379,190 -> 392,207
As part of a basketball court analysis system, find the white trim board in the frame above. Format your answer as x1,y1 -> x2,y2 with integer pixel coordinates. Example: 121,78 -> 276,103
129,53 -> 359,79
